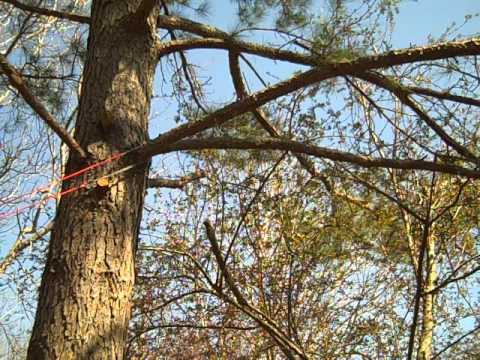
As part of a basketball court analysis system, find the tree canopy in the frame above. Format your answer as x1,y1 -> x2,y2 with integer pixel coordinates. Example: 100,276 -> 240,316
0,0 -> 479,359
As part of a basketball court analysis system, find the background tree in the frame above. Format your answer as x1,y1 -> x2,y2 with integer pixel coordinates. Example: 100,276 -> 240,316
0,0 -> 479,359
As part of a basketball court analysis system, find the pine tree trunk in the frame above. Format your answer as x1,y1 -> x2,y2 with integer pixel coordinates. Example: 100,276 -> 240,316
27,1 -> 159,359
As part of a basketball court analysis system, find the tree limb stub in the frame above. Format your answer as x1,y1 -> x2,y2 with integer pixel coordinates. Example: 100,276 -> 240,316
147,170 -> 205,189
124,0 -> 160,32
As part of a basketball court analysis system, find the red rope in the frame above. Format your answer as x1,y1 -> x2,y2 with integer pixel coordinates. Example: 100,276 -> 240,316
0,143 -> 144,221
0,151 -> 128,205
0,181 -> 90,220
61,151 -> 127,181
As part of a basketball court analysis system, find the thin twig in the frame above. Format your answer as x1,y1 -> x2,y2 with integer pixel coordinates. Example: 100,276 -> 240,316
432,324 -> 480,359
0,0 -> 90,24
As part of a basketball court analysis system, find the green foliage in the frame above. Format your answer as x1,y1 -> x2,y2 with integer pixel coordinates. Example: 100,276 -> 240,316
231,0 -> 312,29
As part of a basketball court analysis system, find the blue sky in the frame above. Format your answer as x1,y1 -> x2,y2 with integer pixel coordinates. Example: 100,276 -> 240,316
393,0 -> 479,46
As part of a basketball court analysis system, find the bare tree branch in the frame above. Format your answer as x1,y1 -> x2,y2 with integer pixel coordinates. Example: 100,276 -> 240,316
357,72 -> 479,164
228,51 -> 331,189
203,220 -> 307,359
0,0 -> 90,24
345,76 -> 444,160
140,245 -> 304,358
0,54 -> 87,159
204,220 -> 248,305
408,85 -> 480,107
432,324 -> 480,359
0,222 -> 53,276
342,167 -> 425,222
133,289 -> 210,317
426,263 -> 480,294
137,323 -> 258,331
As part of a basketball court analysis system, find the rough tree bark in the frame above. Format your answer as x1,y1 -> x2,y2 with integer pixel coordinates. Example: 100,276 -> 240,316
27,1 -> 159,359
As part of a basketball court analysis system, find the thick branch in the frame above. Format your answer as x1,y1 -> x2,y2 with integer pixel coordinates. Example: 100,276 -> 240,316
139,67 -> 325,157
147,170 -> 205,188
227,51 -> 293,139
0,54 -> 87,159
0,0 -> 90,24
157,14 -> 230,38
141,65 -> 361,157
228,51 -> 248,97
157,14 -> 480,66
228,51 -> 283,134
158,35 -> 480,69
158,37 -> 317,66
357,72 -> 479,164
150,137 -> 480,178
